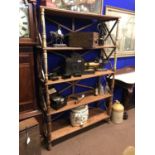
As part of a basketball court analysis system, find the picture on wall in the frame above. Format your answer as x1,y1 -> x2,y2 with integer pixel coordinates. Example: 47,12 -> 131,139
42,0 -> 103,15
105,6 -> 135,57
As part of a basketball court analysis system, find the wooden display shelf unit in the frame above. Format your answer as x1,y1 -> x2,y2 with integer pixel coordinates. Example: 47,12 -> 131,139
47,70 -> 114,85
49,93 -> 112,115
51,108 -> 109,141
38,6 -> 120,150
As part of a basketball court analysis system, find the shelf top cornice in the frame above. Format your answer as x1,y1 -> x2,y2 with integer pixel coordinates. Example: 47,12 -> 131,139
40,6 -> 119,21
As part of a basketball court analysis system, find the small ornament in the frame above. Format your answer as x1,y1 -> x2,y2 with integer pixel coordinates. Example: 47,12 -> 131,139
50,25 -> 67,47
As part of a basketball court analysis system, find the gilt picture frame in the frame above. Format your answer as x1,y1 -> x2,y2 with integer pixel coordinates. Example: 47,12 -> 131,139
105,6 -> 135,57
42,0 -> 103,15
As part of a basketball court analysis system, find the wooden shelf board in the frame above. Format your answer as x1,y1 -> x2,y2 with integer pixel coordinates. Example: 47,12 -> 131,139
47,70 -> 114,85
44,45 -> 116,51
41,6 -> 119,21
37,45 -> 116,51
51,108 -> 109,141
49,93 -> 111,115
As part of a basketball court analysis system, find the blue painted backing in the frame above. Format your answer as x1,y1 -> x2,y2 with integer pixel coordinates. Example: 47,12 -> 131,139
104,0 -> 135,12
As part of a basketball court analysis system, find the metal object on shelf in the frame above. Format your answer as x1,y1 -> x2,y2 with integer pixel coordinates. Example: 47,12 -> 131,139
50,95 -> 67,110
84,59 -> 107,72
97,22 -> 107,45
48,72 -> 59,81
64,52 -> 85,76
70,94 -> 85,104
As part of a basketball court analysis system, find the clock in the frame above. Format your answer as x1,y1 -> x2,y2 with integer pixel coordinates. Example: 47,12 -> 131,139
19,3 -> 30,38
19,0 -> 36,45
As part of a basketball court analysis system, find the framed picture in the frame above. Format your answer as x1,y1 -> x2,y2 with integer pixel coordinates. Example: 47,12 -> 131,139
42,0 -> 103,15
105,6 -> 135,57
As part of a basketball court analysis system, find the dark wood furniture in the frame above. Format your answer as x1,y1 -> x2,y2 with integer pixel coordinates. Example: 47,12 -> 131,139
19,47 -> 36,112
37,6 -> 120,150
115,67 -> 135,110
19,117 -> 41,155
19,0 -> 41,120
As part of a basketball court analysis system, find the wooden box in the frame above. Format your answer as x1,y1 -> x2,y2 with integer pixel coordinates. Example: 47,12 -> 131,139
19,118 -> 41,155
68,32 -> 99,48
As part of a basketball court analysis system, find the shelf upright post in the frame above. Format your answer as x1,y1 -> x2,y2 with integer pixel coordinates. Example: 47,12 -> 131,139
40,7 -> 52,150
107,19 -> 120,116
114,19 -> 120,72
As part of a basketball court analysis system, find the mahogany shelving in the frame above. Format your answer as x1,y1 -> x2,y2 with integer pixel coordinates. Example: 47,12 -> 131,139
38,6 -> 120,150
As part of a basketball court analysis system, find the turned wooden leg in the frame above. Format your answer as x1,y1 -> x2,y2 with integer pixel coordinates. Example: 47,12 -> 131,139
47,142 -> 51,151
123,86 -> 134,110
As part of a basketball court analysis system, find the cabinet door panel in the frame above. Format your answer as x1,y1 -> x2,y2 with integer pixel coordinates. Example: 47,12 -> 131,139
19,63 -> 34,104
19,48 -> 36,112
19,126 -> 41,155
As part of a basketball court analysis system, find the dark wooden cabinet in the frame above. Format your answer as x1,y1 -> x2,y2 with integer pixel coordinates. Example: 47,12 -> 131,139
19,117 -> 41,155
19,0 -> 42,121
19,0 -> 44,140
19,46 -> 36,113
115,67 -> 135,110
19,0 -> 37,116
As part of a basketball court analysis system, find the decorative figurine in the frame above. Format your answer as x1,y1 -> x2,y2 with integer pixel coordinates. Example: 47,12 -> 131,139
50,25 -> 67,47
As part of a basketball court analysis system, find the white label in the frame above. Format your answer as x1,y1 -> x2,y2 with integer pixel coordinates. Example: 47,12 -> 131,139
26,137 -> 31,145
